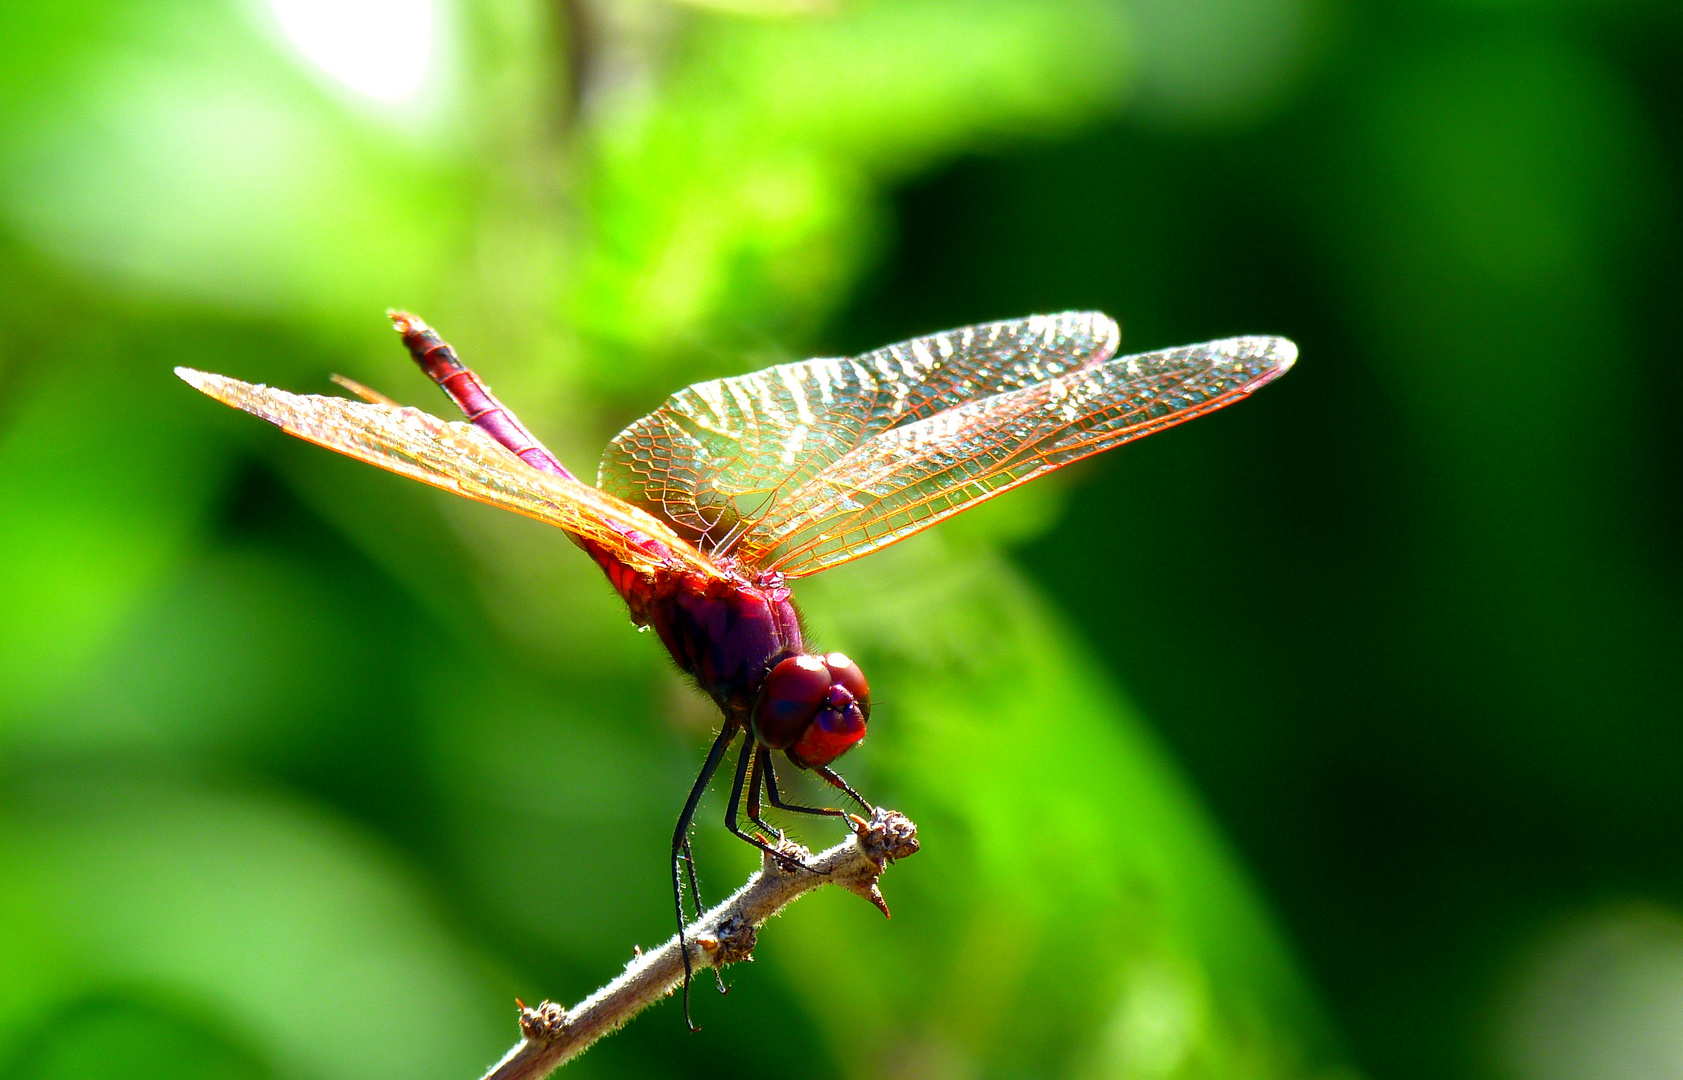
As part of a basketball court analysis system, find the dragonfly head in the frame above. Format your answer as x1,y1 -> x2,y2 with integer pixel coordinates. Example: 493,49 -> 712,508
752,652 -> 869,768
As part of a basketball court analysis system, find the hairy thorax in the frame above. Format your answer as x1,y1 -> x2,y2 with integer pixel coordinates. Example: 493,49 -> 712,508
590,546 -> 804,719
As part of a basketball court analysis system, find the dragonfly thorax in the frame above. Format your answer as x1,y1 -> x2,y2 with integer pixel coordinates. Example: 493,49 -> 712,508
642,569 -> 805,719
624,559 -> 867,767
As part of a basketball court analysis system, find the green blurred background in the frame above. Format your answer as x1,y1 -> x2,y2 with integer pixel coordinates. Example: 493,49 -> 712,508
1,1 -> 1678,1078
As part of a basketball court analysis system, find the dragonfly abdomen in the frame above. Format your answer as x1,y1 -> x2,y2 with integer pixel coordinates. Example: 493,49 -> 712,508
392,310 -> 577,481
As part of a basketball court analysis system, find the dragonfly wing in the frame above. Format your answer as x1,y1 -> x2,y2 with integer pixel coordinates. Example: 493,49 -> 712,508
597,312 -> 1119,548
733,336 -> 1296,577
177,368 -> 721,581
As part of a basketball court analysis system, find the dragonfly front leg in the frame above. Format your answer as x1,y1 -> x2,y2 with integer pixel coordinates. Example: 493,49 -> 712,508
745,748 -> 777,840
746,748 -> 831,843
760,747 -> 848,821
724,739 -> 807,873
814,764 -> 875,814
389,311 -> 576,481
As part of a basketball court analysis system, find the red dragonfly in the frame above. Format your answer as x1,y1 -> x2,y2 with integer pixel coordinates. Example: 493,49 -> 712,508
178,310 -> 1293,1022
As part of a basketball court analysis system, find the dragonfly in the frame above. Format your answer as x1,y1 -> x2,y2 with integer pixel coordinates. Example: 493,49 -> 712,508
177,310 -> 1294,1024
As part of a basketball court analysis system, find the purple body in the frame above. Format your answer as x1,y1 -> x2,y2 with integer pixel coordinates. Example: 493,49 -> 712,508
646,571 -> 805,719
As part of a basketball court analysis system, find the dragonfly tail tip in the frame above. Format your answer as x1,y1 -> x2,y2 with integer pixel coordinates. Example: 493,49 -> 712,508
387,309 -> 426,336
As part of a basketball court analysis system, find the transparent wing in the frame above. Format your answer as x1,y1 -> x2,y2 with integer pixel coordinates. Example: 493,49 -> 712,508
177,368 -> 723,582
732,336 -> 1296,577
597,312 -> 1120,548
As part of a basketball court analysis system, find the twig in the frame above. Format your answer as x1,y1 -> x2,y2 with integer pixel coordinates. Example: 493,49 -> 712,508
480,808 -> 919,1080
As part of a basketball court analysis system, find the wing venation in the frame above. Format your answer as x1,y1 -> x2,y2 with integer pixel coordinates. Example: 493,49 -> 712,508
177,368 -> 719,581
732,336 -> 1296,576
597,312 -> 1120,548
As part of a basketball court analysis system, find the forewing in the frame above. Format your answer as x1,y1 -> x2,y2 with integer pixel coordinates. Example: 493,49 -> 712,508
177,368 -> 721,581
597,312 -> 1119,547
734,336 -> 1296,576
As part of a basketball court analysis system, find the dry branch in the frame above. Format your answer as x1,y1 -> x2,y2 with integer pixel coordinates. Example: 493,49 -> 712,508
480,808 -> 919,1080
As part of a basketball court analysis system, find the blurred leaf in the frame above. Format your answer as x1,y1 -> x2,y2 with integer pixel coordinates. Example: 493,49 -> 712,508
1121,0 -> 1325,128
425,669 -> 682,963
568,0 -> 1132,383
769,535 -> 1336,1078
1495,905 -> 1683,1080
0,779 -> 512,1080
7,547 -> 369,759
664,0 -> 838,14
0,0 -> 466,324
0,326 -> 233,718
4,999 -> 269,1080
1332,27 -> 1679,783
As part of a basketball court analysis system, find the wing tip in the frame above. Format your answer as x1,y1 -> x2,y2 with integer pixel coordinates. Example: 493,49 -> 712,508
1096,311 -> 1122,359
1269,336 -> 1298,374
1219,335 -> 1296,383
1241,336 -> 1297,394
174,366 -> 252,403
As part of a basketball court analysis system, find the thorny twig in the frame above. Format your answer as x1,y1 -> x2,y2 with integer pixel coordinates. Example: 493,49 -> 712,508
479,808 -> 919,1080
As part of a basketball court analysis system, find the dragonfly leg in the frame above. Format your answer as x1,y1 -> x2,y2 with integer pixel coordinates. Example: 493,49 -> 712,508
761,747 -> 848,820
679,835 -> 703,922
814,764 -> 875,814
744,749 -> 787,841
724,739 -> 807,874
388,311 -> 577,481
672,724 -> 738,1031
679,835 -> 727,994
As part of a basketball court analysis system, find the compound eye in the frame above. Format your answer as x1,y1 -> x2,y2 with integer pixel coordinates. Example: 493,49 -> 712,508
753,655 -> 830,750
789,697 -> 867,769
824,652 -> 870,710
